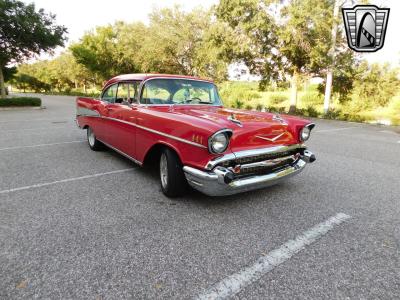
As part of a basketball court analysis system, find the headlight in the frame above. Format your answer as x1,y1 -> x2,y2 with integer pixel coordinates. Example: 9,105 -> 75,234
208,130 -> 232,154
299,123 -> 315,141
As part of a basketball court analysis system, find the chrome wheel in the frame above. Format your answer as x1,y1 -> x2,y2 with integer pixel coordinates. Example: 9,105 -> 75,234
87,128 -> 95,147
160,153 -> 168,189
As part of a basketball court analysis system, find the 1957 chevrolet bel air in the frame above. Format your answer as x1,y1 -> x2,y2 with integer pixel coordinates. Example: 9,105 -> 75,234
76,74 -> 316,197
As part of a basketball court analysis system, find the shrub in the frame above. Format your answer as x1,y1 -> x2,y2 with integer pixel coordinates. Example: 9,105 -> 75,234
233,99 -> 244,109
0,97 -> 41,107
269,93 -> 288,105
267,106 -> 286,114
245,104 -> 253,110
256,103 -> 263,111
323,109 -> 341,120
305,106 -> 320,117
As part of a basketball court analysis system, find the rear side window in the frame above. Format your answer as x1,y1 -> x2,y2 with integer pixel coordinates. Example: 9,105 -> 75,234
101,84 -> 118,103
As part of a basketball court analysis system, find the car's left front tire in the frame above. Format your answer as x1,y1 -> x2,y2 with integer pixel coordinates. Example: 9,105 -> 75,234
159,148 -> 187,197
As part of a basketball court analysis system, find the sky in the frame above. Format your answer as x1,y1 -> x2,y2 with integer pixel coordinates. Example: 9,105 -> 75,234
23,0 -> 399,66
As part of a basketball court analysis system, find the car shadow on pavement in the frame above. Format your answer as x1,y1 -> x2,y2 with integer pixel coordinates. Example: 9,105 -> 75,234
103,146 -> 294,208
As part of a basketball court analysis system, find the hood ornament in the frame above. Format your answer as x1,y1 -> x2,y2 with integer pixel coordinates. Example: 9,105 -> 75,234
272,114 -> 287,125
228,113 -> 243,127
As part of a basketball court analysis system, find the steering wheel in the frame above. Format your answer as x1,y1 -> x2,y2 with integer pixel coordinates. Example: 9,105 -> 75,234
185,97 -> 202,103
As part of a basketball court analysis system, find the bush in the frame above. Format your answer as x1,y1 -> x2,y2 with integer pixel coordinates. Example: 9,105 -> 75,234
323,109 -> 341,120
256,103 -> 263,111
305,106 -> 320,117
245,104 -> 253,110
233,99 -> 244,109
267,106 -> 286,114
269,93 -> 288,105
0,97 -> 41,107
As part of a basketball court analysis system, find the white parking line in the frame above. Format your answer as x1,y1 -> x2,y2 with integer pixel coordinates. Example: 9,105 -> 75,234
0,168 -> 134,195
2,126 -> 73,133
316,127 -> 358,133
196,213 -> 351,300
0,118 -> 67,123
0,140 -> 85,151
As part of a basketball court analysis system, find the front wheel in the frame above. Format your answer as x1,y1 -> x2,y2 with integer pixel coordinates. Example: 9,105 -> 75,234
159,148 -> 187,197
87,127 -> 103,151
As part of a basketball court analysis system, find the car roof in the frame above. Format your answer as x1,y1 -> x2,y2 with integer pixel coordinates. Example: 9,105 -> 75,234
104,73 -> 214,88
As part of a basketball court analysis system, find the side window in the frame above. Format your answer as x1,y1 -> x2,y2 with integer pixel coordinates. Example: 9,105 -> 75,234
116,83 -> 129,103
101,84 -> 118,103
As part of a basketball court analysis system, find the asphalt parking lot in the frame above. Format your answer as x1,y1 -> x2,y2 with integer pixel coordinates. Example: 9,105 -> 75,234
1,94 -> 399,299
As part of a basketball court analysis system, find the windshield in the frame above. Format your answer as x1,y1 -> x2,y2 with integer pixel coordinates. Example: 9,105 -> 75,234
140,78 -> 222,105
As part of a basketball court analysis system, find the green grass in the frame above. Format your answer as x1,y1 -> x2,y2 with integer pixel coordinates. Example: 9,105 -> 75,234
0,97 -> 42,107
218,81 -> 400,126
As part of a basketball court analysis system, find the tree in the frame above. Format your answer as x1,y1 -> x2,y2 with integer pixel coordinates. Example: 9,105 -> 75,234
215,0 -> 357,112
350,62 -> 400,110
71,7 -> 229,82
141,6 -> 228,81
215,0 -> 280,83
0,0 -> 67,97
70,22 -> 145,82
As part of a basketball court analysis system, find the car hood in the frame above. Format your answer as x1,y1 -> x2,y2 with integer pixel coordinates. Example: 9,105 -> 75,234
169,106 -> 302,153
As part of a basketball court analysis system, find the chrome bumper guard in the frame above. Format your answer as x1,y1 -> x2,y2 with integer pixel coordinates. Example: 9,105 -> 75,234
183,150 -> 315,196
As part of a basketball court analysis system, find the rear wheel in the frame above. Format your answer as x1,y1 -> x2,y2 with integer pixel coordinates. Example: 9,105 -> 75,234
87,127 -> 103,151
159,148 -> 187,197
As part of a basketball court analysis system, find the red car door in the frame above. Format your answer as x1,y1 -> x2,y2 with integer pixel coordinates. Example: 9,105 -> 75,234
104,82 -> 139,159
87,83 -> 118,142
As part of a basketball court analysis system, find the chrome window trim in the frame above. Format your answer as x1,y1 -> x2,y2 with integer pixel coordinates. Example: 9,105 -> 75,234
205,143 -> 306,170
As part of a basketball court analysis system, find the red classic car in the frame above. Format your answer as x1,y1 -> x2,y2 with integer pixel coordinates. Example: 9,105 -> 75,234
76,74 -> 316,197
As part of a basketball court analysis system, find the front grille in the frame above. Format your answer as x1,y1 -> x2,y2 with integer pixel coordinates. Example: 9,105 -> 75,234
235,157 -> 297,176
219,148 -> 302,168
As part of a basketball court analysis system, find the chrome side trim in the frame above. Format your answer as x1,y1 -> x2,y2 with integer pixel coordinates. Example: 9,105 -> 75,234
97,138 -> 142,166
76,108 -> 206,149
205,143 -> 305,170
134,123 -> 208,149
103,116 -> 207,149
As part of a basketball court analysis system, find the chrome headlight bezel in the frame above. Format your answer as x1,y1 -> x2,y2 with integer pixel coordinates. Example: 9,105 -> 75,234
299,123 -> 315,142
208,129 -> 232,154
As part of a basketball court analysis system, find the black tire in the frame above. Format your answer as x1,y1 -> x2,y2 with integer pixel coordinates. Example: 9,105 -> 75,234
159,148 -> 187,197
87,126 -> 103,151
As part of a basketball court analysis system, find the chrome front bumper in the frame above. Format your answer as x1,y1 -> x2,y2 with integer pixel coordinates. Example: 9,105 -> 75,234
183,151 -> 315,196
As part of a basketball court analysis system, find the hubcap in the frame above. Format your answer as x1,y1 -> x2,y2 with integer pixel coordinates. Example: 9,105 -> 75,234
160,153 -> 168,189
88,128 -> 95,146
